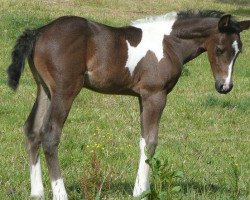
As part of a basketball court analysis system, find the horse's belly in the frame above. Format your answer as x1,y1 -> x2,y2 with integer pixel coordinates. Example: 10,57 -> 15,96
83,70 -> 133,94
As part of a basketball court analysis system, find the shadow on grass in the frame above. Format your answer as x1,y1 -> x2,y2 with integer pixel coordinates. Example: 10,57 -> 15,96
179,180 -> 221,194
67,181 -> 133,198
216,0 -> 250,6
216,1 -> 250,17
179,180 -> 249,198
67,183 -> 82,196
231,8 -> 250,17
68,180 -> 249,198
203,95 -> 250,112
109,181 -> 133,195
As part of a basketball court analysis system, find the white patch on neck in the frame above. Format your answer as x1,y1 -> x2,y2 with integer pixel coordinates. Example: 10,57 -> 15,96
133,138 -> 150,198
30,158 -> 44,199
126,12 -> 177,75
224,40 -> 239,89
51,178 -> 68,200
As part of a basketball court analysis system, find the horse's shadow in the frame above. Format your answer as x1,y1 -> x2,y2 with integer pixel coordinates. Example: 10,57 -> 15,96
203,95 -> 250,112
231,8 -> 250,17
217,1 -> 250,17
67,181 -> 133,198
109,181 -> 133,195
179,180 -> 222,194
217,0 -> 250,7
67,180 -> 249,198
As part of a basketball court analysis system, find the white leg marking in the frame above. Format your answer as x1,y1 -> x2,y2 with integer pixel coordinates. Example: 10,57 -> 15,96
126,12 -> 177,75
51,179 -> 68,200
224,40 -> 239,90
30,158 -> 44,199
133,138 -> 150,198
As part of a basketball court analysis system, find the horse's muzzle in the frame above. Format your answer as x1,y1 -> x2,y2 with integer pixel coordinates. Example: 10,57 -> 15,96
215,82 -> 233,94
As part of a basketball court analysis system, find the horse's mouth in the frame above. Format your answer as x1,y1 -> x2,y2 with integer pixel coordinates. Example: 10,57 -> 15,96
215,82 -> 233,94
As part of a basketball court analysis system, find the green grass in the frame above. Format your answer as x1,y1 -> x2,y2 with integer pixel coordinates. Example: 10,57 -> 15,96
0,0 -> 250,199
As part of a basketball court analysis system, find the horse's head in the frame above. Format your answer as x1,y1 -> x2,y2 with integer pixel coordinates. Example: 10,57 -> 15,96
205,15 -> 250,94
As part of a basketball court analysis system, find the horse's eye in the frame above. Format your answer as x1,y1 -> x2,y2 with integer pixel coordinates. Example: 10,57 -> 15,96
215,46 -> 223,56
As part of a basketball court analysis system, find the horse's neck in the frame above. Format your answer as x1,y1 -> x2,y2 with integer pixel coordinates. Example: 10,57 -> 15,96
163,35 -> 206,65
169,18 -> 218,64
178,38 -> 207,64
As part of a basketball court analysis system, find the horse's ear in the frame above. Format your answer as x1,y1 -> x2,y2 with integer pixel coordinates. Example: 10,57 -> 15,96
218,14 -> 232,32
238,20 -> 250,32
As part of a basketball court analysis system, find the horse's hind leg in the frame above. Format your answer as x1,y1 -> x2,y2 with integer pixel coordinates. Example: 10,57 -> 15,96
40,79 -> 82,200
24,84 -> 50,199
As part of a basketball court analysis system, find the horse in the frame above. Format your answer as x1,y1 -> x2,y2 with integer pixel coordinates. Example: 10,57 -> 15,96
7,10 -> 250,199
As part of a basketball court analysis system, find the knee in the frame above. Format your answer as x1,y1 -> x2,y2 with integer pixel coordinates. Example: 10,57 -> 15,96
145,137 -> 158,156
41,124 -> 60,155
23,122 -> 40,142
42,135 -> 60,155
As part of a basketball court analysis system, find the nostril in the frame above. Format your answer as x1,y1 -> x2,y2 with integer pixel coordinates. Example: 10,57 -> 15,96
219,83 -> 224,91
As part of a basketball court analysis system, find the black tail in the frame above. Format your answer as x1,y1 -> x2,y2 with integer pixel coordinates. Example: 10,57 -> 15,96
7,29 -> 38,90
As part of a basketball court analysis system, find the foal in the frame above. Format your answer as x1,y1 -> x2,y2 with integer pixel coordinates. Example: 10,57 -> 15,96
7,10 -> 250,199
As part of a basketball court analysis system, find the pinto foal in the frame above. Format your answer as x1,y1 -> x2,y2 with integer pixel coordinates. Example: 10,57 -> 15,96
7,10 -> 250,199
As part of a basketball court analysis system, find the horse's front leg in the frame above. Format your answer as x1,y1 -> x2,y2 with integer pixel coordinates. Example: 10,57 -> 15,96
133,91 -> 167,198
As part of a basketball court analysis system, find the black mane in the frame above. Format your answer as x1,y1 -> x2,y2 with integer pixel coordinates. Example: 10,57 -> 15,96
177,10 -> 240,33
177,10 -> 225,19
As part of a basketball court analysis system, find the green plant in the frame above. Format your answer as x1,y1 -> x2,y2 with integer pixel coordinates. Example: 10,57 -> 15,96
230,157 -> 241,200
81,148 -> 112,200
137,151 -> 184,200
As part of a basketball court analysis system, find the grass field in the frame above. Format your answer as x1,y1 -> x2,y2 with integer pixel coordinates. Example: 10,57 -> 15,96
0,0 -> 250,199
